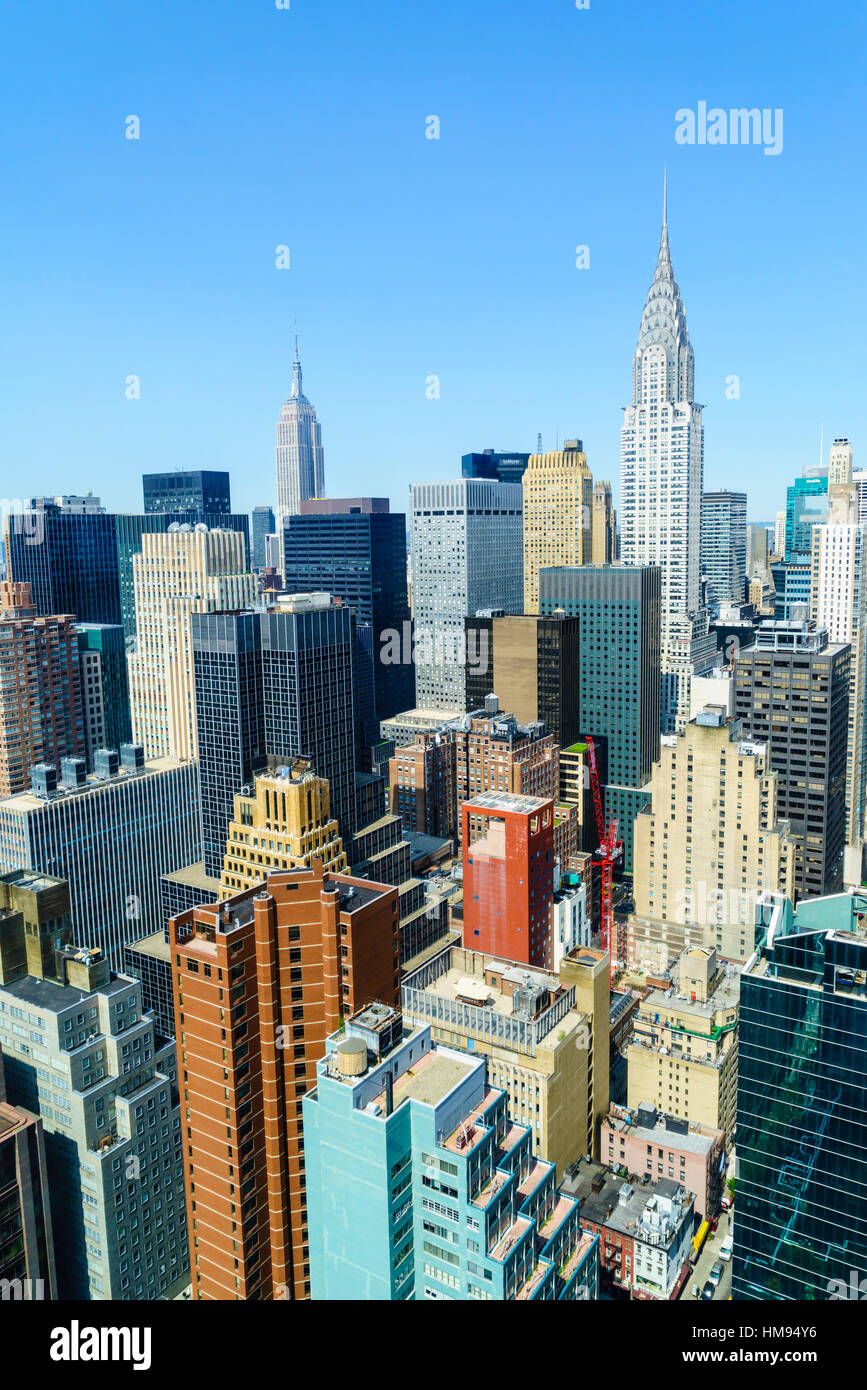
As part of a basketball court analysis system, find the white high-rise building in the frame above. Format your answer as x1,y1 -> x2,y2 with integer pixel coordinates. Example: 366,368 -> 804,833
811,449 -> 867,847
128,527 -> 257,761
620,184 -> 712,731
275,334 -> 325,522
410,478 -> 523,711
700,490 -> 747,606
774,510 -> 786,558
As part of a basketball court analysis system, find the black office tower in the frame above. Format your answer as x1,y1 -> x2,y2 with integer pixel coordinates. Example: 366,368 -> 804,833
5,504 -> 122,626
461,449 -> 531,486
281,502 -> 414,725
734,620 -> 849,897
192,598 -> 358,877
143,470 -> 231,515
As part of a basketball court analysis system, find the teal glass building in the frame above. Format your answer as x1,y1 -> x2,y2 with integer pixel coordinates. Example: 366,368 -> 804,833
785,474 -> 828,562
304,1007 -> 600,1301
733,892 -> 867,1300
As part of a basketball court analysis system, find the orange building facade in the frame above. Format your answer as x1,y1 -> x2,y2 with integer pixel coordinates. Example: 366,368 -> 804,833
461,793 -> 555,969
169,860 -> 399,1301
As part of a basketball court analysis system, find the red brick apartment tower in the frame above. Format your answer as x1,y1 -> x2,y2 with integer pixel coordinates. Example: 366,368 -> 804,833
169,861 -> 399,1301
0,581 -> 84,796
461,793 -> 554,969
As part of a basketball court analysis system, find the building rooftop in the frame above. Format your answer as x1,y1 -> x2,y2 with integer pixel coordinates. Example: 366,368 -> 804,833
464,791 -> 551,816
605,1104 -> 722,1156
127,931 -> 172,963
642,963 -> 741,1020
0,757 -> 192,813
0,969 -> 133,1012
162,861 -> 221,892
565,1160 -> 689,1242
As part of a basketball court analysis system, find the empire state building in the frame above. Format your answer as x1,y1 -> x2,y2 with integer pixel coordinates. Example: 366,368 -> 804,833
275,335 -> 325,521
620,181 -> 714,731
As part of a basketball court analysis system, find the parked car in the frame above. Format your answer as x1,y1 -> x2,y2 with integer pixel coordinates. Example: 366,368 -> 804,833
708,1261 -> 725,1286
701,1281 -> 716,1300
719,1234 -> 734,1262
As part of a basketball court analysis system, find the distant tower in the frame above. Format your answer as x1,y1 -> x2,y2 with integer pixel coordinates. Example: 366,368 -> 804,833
275,332 -> 325,522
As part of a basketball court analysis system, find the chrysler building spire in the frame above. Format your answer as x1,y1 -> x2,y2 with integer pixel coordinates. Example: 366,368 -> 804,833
620,182 -> 710,733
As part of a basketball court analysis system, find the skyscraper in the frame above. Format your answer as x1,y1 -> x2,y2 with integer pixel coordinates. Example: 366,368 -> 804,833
281,500 -> 414,729
461,449 -> 531,485
128,527 -> 256,762
810,471 -> 867,847
76,623 -> 133,766
464,611 -> 581,749
251,504 -> 276,569
0,1045 -> 57,1300
410,479 -> 523,712
304,1008 -> 600,1301
620,185 -> 707,732
0,751 -> 201,969
5,503 -> 122,626
142,470 -> 231,515
591,481 -> 617,565
192,594 -> 359,877
734,891 -> 867,1300
785,470 -> 828,561
275,334 -> 325,521
0,582 -> 85,797
521,441 -> 594,613
0,912 -> 187,1301
462,793 -> 555,969
734,620 -> 850,897
700,490 -> 747,606
169,865 -> 399,1301
220,763 -> 348,896
539,564 -> 661,873
115,511 -> 251,643
631,706 -> 795,964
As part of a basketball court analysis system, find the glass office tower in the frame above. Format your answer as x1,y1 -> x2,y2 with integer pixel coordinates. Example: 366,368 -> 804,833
734,894 -> 867,1300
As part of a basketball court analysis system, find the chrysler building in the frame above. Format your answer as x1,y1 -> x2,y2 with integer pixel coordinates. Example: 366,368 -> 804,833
620,180 -> 714,730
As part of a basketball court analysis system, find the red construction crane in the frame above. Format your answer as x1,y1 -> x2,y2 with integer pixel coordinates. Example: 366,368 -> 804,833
584,736 -> 623,965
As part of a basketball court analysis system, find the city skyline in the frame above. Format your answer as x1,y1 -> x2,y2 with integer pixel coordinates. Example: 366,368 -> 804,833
1,1 -> 864,523
2,0 -> 867,1326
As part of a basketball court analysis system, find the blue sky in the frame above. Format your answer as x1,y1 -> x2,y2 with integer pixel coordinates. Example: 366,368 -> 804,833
1,0 -> 865,524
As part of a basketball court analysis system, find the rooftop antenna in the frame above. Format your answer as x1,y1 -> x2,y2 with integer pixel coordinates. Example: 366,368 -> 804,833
536,432 -> 543,454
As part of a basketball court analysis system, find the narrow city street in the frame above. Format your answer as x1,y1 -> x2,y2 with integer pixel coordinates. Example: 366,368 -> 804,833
681,1209 -> 734,1303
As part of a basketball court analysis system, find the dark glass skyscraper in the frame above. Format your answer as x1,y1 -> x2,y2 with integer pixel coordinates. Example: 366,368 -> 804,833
251,505 -> 276,569
539,564 -> 661,872
461,449 -> 531,485
192,597 -> 358,877
143,470 -> 231,514
281,503 -> 414,725
76,623 -> 133,759
734,893 -> 867,1300
4,505 -> 122,626
734,620 -> 849,897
